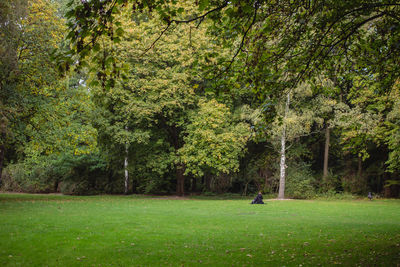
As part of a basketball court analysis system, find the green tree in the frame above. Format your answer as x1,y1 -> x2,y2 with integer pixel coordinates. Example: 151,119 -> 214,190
0,0 -> 65,183
61,0 -> 400,197
88,4 -> 251,195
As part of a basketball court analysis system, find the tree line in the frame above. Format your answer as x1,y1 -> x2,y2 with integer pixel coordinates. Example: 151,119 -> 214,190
0,0 -> 399,198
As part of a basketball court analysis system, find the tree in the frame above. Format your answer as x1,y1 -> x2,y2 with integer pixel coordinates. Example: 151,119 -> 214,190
59,0 -> 400,197
0,0 -> 65,183
267,83 -> 324,198
87,3 -> 251,195
179,99 -> 251,178
62,1 -> 399,82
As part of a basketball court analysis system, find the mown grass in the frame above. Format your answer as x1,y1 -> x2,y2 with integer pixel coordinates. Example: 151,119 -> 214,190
0,193 -> 399,266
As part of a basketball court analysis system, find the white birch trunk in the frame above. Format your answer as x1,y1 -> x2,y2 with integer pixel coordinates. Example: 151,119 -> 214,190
278,92 -> 290,199
124,126 -> 129,194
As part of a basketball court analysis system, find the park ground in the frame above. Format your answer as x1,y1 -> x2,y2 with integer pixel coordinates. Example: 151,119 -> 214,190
0,193 -> 399,266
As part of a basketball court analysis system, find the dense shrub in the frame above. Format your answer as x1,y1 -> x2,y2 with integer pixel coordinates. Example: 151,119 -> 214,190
2,153 -> 109,195
284,163 -> 316,199
319,172 -> 344,193
51,153 -> 108,195
2,159 -> 60,193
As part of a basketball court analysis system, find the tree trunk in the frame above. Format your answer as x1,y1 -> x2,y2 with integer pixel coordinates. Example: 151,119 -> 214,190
243,182 -> 248,196
0,144 -> 4,186
263,171 -> 268,192
278,133 -> 287,199
357,156 -> 362,178
191,177 -> 197,193
124,142 -> 129,194
124,126 -> 129,194
176,164 -> 185,196
278,92 -> 290,199
323,126 -> 330,179
204,174 -> 212,191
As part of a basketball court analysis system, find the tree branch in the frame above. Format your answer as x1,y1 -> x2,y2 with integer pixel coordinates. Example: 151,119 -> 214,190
214,2 -> 260,80
140,22 -> 172,56
141,1 -> 228,56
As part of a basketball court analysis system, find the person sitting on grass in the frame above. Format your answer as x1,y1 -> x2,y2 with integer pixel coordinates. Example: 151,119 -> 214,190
251,191 -> 264,204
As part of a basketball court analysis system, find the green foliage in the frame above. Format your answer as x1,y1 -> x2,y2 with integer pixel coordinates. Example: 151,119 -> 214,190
284,163 -> 316,199
319,172 -> 343,194
179,99 -> 251,177
385,87 -> 400,172
0,0 -> 68,174
2,0 -> 400,198
85,5 -> 254,194
3,153 -> 108,195
56,153 -> 109,195
2,159 -> 57,193
23,78 -> 98,158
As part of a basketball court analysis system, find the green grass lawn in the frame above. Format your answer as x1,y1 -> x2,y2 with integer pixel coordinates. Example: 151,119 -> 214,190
0,194 -> 399,266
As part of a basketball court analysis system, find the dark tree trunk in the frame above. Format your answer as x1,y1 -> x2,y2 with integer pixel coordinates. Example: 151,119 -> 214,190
176,164 -> 185,196
162,121 -> 186,196
323,126 -> 330,179
357,156 -> 362,178
264,172 -> 268,192
204,174 -> 212,191
243,182 -> 248,196
54,180 -> 59,192
191,177 -> 197,193
0,144 -> 4,186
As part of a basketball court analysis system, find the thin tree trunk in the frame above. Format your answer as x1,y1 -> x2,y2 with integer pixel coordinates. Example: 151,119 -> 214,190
191,177 -> 197,193
323,126 -> 330,179
205,174 -> 211,191
357,156 -> 362,178
124,126 -> 129,194
0,144 -> 4,186
263,170 -> 268,193
278,92 -> 290,199
176,164 -> 185,196
124,142 -> 129,194
244,182 -> 248,196
278,132 -> 287,199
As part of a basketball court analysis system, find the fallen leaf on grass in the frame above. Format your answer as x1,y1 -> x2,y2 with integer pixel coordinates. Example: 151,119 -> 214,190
246,254 -> 252,257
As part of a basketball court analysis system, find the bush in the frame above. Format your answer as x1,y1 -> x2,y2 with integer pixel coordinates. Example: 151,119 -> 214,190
319,172 -> 343,193
54,153 -> 108,195
2,159 -> 60,193
284,163 -> 316,199
1,153 -> 109,195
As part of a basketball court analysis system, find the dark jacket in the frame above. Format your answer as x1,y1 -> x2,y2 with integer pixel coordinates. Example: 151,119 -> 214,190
251,193 -> 264,204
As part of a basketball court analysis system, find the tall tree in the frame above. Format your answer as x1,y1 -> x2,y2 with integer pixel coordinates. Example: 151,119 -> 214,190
0,0 -> 65,183
62,0 -> 400,197
88,3 -> 251,195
